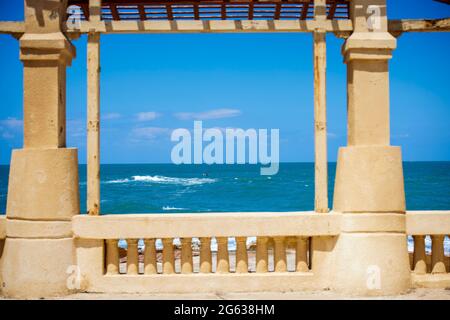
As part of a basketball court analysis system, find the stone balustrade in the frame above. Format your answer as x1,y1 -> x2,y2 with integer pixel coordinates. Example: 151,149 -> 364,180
66,211 -> 450,294
406,211 -> 450,288
103,236 -> 311,275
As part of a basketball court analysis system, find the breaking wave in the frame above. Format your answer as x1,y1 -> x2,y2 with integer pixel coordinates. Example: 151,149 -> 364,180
105,175 -> 217,186
162,206 -> 186,211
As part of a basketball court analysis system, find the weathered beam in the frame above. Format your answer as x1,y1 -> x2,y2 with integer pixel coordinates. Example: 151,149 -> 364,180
89,0 -> 102,22
2,18 -> 449,37
313,0 -> 328,213
64,19 -> 353,34
0,21 -> 25,39
388,18 -> 450,34
87,32 -> 101,215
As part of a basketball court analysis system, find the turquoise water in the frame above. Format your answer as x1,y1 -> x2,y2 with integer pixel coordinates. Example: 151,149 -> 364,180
0,162 -> 449,214
1,162 -> 449,252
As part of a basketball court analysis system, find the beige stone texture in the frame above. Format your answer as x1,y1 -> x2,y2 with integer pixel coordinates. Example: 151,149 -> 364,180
333,146 -> 405,213
72,212 -> 340,239
1,238 -> 74,298
7,148 -> 79,221
20,33 -> 74,148
6,219 -> 72,238
406,211 -> 450,235
332,233 -> 411,295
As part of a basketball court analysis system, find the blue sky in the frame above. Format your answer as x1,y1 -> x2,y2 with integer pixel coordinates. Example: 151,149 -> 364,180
0,1 -> 449,164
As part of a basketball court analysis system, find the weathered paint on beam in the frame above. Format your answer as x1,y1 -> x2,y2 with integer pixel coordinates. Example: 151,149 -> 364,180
2,18 -> 450,37
87,32 -> 101,215
0,21 -> 25,39
64,19 -> 354,34
389,18 -> 450,36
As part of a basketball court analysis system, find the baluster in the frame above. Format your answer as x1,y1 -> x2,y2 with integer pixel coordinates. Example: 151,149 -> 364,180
412,235 -> 427,274
273,237 -> 287,272
106,239 -> 119,275
296,236 -> 309,272
431,235 -> 446,274
200,237 -> 212,273
235,237 -> 248,273
256,236 -> 269,273
144,239 -> 157,274
181,238 -> 193,274
162,238 -> 175,274
127,239 -> 138,275
216,237 -> 229,273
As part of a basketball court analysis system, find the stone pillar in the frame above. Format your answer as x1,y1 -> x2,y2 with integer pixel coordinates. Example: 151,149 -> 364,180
330,0 -> 411,295
1,0 -> 79,298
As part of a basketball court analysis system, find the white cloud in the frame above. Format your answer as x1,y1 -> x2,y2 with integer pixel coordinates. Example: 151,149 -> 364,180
0,117 -> 23,129
102,113 -> 121,120
327,132 -> 339,139
131,127 -> 169,141
0,117 -> 23,140
136,112 -> 160,122
392,133 -> 409,139
174,108 -> 241,120
67,119 -> 85,138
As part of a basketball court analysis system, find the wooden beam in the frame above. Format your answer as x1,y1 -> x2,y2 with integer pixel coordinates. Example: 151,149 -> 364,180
327,2 -> 337,19
66,18 -> 352,33
313,29 -> 328,213
89,0 -> 102,22
388,18 -> 450,34
138,5 -> 147,21
313,0 -> 328,213
59,17 -> 450,35
0,21 -> 25,39
87,32 -> 101,215
301,2 -> 309,20
110,4 -> 120,20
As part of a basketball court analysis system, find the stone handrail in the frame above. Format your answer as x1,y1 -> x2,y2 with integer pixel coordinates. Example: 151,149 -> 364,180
73,211 -> 339,293
405,211 -> 450,288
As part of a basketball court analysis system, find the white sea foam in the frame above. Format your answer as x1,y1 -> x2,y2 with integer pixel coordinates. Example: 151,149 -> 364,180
105,178 -> 130,184
104,175 -> 217,186
132,175 -> 216,186
162,206 -> 186,211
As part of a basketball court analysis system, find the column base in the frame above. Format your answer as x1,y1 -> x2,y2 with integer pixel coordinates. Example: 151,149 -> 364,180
332,232 -> 411,296
1,237 -> 74,298
3,148 -> 80,298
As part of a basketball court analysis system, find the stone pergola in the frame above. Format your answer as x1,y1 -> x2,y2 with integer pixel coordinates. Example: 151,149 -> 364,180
0,0 -> 449,298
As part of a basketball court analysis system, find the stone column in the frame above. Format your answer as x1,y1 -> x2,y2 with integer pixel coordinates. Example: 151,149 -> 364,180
330,0 -> 411,295
1,0 -> 79,298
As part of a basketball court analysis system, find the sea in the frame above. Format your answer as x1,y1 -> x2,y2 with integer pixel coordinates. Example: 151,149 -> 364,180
0,162 -> 449,253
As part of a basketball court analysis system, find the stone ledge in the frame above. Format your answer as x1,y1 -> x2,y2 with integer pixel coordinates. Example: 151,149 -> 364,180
406,211 -> 450,235
87,272 -> 321,294
72,212 -> 342,239
412,273 -> 450,289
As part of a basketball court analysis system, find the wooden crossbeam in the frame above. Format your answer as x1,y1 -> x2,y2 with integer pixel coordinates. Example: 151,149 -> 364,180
194,4 -> 200,19
327,2 -> 337,19
81,4 -> 90,19
301,2 -> 309,20
138,5 -> 146,20
110,4 -> 120,20
274,2 -> 281,20
221,3 -> 226,20
166,4 -> 173,19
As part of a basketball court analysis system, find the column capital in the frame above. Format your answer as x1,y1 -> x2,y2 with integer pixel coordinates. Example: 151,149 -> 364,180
20,32 -> 75,66
343,32 -> 396,63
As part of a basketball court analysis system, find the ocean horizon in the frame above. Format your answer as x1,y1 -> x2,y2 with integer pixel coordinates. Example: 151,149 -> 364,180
0,161 -> 449,253
1,161 -> 449,214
